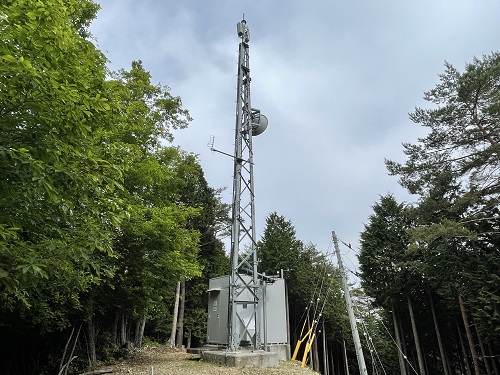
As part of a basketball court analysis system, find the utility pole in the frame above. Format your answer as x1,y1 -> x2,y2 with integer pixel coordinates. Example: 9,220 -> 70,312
228,18 -> 268,352
332,231 -> 368,375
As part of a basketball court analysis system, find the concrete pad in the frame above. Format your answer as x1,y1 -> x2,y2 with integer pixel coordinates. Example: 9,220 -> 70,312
186,345 -> 223,356
202,349 -> 279,368
266,344 -> 290,361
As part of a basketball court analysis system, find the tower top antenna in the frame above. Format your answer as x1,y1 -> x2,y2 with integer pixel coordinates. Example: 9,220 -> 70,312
237,19 -> 249,41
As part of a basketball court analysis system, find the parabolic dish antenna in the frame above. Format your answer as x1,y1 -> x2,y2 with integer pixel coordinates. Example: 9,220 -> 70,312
251,112 -> 268,136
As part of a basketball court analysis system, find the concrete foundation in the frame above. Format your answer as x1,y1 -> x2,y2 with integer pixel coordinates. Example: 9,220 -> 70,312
201,350 -> 279,368
266,343 -> 290,361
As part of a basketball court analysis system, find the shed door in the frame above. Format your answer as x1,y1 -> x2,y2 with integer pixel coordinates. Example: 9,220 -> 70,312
207,290 -> 221,343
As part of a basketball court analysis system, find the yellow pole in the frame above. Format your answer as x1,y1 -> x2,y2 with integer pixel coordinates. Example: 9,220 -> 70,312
292,337 -> 304,361
301,333 -> 316,368
292,325 -> 314,361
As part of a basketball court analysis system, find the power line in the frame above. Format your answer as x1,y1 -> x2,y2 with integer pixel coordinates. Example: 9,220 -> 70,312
336,235 -> 420,375
380,318 -> 420,375
352,302 -> 388,375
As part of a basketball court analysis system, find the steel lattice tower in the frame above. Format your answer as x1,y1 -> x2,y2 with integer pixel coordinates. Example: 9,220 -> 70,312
228,19 -> 268,352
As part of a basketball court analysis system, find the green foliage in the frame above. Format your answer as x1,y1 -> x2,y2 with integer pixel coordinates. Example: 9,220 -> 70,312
108,150 -> 205,324
359,194 -> 413,307
0,1 -> 229,372
105,60 -> 191,151
386,53 -> 500,226
0,0 -> 121,314
394,53 -> 500,343
258,213 -> 304,284
258,212 -> 398,373
181,171 -> 230,347
257,214 -> 334,325
258,214 -> 352,363
92,60 -> 204,344
380,52 -> 500,373
410,219 -> 475,244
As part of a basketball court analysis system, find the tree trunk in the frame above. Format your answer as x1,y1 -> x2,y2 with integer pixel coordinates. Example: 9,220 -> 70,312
176,279 -> 186,348
329,346 -> 335,375
458,292 -> 480,375
60,325 -> 76,372
120,314 -> 127,346
59,324 -> 82,375
312,332 -> 320,371
186,330 -> 192,349
134,314 -> 147,348
86,317 -> 97,367
307,312 -> 313,367
457,322 -> 472,375
169,281 -> 181,348
322,321 -> 328,375
111,314 -> 119,346
399,320 -> 411,375
475,322 -> 491,375
427,289 -> 450,375
407,296 -> 426,375
392,307 -> 408,375
134,318 -> 140,348
63,324 -> 82,375
488,340 -> 500,375
343,339 -> 350,375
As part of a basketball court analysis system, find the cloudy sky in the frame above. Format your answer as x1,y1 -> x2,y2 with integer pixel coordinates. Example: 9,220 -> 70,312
90,1 -> 500,274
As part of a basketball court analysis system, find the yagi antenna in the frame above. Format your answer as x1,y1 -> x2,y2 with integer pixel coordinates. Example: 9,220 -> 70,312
207,135 -> 215,151
207,135 -> 247,162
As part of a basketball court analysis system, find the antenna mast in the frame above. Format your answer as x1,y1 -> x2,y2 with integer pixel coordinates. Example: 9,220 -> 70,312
228,18 -> 268,352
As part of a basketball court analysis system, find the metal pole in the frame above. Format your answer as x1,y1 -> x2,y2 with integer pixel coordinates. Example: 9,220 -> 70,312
332,231 -> 368,375
263,282 -> 267,351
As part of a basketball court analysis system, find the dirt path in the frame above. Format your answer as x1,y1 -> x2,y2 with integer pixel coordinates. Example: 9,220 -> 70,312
92,346 -> 318,375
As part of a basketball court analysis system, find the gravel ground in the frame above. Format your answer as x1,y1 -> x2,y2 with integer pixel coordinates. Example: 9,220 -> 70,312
92,346 -> 318,375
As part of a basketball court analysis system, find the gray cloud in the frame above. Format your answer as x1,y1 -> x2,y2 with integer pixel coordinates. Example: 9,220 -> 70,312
91,0 -> 500,273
